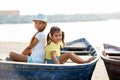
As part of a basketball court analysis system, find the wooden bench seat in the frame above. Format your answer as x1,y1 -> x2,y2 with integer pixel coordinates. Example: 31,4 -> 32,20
60,51 -> 91,55
63,46 -> 87,51
106,53 -> 120,56
107,56 -> 120,60
105,49 -> 120,56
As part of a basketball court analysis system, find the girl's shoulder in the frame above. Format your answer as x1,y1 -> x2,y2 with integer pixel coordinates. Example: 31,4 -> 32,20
36,32 -> 45,36
50,42 -> 56,46
37,32 -> 45,34
46,42 -> 55,49
48,42 -> 58,47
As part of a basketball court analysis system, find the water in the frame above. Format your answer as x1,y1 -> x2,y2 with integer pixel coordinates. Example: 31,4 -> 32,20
0,20 -> 120,47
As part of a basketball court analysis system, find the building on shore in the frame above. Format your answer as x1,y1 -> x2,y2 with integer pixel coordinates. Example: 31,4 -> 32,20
0,10 -> 19,16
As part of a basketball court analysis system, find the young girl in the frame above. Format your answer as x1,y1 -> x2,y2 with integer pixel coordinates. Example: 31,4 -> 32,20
45,26 -> 94,64
9,14 -> 47,63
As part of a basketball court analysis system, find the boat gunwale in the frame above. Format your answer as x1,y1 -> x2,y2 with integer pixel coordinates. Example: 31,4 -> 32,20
0,55 -> 99,66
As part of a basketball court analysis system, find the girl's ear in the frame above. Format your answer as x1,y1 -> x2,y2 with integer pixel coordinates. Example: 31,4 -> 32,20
43,22 -> 47,27
42,24 -> 45,27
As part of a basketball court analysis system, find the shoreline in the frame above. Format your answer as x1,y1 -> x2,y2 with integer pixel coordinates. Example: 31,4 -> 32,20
0,41 -> 109,80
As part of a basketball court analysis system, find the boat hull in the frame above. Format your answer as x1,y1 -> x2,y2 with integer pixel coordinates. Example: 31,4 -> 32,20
0,38 -> 99,80
101,43 -> 120,80
0,61 -> 97,80
101,57 -> 120,80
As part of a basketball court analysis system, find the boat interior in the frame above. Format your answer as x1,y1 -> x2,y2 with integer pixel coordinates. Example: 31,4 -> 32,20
61,42 -> 95,64
103,44 -> 120,60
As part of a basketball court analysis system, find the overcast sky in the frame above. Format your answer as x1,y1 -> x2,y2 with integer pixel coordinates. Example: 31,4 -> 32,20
0,0 -> 120,15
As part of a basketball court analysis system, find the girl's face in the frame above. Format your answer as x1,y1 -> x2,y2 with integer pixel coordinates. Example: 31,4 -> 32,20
51,31 -> 62,44
34,20 -> 45,31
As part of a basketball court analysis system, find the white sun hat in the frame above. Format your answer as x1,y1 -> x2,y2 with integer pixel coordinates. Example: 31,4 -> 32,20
33,14 -> 47,23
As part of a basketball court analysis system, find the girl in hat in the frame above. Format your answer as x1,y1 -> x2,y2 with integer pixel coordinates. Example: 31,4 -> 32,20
45,26 -> 94,64
9,14 -> 47,63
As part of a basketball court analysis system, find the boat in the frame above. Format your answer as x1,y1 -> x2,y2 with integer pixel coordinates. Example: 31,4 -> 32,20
101,43 -> 120,80
0,38 -> 99,80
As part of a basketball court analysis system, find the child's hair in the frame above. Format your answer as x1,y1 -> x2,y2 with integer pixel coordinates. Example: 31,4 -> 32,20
47,26 -> 65,46
29,21 -> 47,45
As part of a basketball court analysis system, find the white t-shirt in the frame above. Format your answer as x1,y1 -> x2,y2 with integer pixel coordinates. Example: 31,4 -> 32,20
30,32 -> 45,63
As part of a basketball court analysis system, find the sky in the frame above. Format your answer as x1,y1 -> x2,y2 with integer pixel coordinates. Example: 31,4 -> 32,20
0,0 -> 120,15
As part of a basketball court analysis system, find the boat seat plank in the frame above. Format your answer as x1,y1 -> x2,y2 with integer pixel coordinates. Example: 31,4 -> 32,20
106,53 -> 120,56
60,51 -> 91,55
106,52 -> 120,56
67,42 -> 87,47
63,46 -> 87,51
107,56 -> 120,60
65,42 -> 87,50
104,49 -> 120,56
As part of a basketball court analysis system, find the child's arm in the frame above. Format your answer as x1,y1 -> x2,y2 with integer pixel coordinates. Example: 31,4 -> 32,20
50,51 -> 60,64
21,38 -> 39,55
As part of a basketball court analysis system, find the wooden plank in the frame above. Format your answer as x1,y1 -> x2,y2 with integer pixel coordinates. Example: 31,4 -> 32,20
63,46 -> 87,51
105,49 -> 120,56
107,56 -> 120,60
60,51 -> 91,55
106,53 -> 120,56
64,42 -> 87,51
68,42 -> 87,47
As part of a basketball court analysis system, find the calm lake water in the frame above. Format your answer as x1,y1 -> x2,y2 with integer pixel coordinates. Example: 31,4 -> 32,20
0,20 -> 120,47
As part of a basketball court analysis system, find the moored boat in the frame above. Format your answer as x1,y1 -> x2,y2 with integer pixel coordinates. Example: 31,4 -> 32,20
0,38 -> 99,80
101,43 -> 120,80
